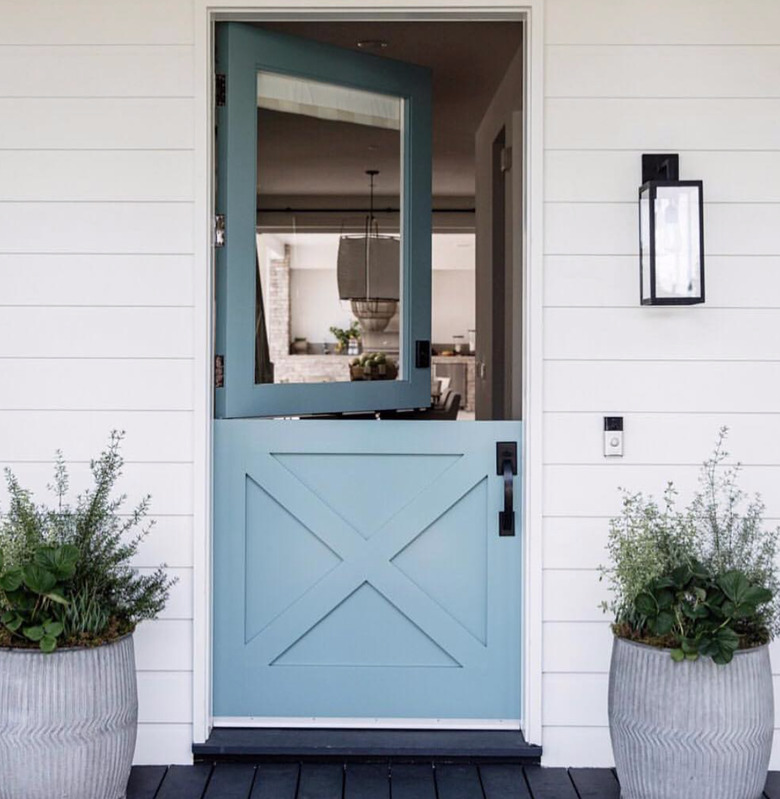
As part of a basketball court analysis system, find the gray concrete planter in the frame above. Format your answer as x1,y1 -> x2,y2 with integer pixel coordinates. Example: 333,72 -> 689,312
0,634 -> 138,799
609,636 -> 773,799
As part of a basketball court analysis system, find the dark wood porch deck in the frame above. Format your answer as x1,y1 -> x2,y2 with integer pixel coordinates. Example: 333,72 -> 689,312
128,764 -> 780,799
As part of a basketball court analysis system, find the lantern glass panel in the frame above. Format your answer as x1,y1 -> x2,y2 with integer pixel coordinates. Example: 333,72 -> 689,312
653,184 -> 702,300
639,186 -> 652,301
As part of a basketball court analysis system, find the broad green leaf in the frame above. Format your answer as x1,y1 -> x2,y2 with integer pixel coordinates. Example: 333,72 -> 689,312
719,571 -> 749,603
670,648 -> 685,662
693,587 -> 707,602
43,621 -> 63,637
656,589 -> 674,611
733,603 -> 756,620
716,627 -> 740,648
685,652 -> 699,661
1,610 -> 14,624
712,646 -> 734,665
45,545 -> 79,580
671,565 -> 692,588
722,601 -> 736,618
5,614 -> 22,632
654,611 -> 674,636
22,564 -> 56,595
688,560 -> 708,579
0,549 -> 4,572
43,591 -> 69,607
23,625 -> 44,642
40,635 -> 57,654
635,592 -> 657,617
0,569 -> 23,592
743,586 -> 772,606
681,638 -> 699,654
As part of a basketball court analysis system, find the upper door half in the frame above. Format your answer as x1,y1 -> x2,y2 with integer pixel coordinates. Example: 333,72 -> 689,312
215,23 -> 432,418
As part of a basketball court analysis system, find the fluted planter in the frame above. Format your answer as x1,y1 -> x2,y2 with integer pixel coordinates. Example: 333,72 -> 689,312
609,637 -> 773,799
0,634 -> 138,799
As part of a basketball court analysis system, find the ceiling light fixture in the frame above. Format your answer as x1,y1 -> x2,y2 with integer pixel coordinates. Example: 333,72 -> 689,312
357,39 -> 389,50
337,170 -> 399,334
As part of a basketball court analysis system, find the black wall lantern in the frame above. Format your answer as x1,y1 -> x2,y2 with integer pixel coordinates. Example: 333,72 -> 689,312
639,154 -> 705,305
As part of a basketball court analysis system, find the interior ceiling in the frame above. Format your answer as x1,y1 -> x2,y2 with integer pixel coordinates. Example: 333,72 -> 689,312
254,21 -> 523,201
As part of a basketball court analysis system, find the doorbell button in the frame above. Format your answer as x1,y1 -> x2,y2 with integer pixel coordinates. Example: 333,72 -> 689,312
603,417 -> 624,457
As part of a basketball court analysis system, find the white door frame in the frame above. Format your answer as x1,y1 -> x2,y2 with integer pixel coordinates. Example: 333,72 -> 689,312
191,0 -> 545,749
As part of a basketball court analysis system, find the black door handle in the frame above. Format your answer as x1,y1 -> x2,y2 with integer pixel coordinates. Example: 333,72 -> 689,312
496,442 -> 518,537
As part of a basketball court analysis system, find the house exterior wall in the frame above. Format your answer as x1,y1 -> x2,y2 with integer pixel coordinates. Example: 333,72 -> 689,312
541,0 -> 780,767
1,0 -> 779,770
0,0 -> 197,764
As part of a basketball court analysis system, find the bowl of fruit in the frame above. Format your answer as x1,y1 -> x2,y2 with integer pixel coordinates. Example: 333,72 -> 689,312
349,352 -> 398,381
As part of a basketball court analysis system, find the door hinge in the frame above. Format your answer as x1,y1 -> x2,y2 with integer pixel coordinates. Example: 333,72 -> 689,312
214,214 -> 226,248
215,74 -> 226,108
215,355 -> 225,388
500,146 -> 513,173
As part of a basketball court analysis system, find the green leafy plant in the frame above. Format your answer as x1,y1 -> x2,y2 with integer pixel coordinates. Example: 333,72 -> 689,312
601,428 -> 779,664
0,432 -> 174,652
329,321 -> 361,352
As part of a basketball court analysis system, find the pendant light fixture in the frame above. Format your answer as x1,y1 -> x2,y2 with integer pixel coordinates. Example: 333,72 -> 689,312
337,170 -> 400,333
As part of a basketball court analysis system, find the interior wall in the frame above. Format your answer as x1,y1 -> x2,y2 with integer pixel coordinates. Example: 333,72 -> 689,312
431,270 -> 476,344
474,43 -> 523,419
542,0 -> 780,768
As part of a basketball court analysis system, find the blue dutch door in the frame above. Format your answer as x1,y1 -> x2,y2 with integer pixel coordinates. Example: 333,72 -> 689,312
213,22 -> 522,726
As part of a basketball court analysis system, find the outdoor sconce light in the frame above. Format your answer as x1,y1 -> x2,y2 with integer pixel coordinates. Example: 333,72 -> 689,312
639,154 -> 705,305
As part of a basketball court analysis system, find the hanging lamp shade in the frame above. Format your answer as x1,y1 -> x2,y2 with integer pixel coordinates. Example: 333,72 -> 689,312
337,234 -> 400,301
337,169 -> 400,303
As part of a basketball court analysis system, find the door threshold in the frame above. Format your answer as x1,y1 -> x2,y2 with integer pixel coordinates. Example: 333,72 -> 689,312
193,728 -> 542,764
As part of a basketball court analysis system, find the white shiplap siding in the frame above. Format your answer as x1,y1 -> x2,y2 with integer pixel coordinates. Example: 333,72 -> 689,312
0,0 -> 195,765
542,0 -> 780,766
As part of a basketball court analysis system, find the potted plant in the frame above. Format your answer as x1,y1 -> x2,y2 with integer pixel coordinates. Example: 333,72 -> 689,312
0,432 -> 173,799
601,428 -> 776,799
329,321 -> 361,355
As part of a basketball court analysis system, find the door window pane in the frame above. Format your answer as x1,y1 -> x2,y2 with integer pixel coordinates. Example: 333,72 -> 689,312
255,71 -> 403,386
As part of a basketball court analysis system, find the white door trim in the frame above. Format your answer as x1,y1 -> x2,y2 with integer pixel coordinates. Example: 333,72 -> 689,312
192,0 -> 545,749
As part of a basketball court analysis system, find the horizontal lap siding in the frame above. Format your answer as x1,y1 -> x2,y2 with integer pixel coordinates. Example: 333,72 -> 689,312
542,0 -> 780,768
0,0 -> 195,766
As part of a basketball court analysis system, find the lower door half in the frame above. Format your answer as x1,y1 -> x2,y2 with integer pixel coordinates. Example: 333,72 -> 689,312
213,419 -> 522,725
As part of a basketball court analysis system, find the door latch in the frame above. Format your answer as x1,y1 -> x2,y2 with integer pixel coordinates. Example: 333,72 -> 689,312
496,441 -> 518,536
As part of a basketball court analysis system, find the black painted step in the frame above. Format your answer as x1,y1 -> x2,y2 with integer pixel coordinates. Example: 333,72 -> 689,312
193,728 -> 542,764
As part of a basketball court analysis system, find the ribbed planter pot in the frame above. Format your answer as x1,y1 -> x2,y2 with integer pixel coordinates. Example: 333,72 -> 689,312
0,634 -> 138,799
609,636 -> 773,799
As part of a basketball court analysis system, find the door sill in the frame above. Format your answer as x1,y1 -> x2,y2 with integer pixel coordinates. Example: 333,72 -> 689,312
213,716 -> 521,730
193,727 -> 542,764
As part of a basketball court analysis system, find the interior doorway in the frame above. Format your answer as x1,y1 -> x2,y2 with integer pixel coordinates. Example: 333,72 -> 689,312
248,20 -> 524,422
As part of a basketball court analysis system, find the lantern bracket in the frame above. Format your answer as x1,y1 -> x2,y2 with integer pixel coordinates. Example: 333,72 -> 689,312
642,153 -> 679,184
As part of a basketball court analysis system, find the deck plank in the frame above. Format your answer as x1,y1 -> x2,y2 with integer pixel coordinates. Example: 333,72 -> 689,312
126,765 -> 168,799
297,763 -> 344,799
203,763 -> 256,798
568,769 -> 620,799
155,764 -> 213,799
524,767 -> 578,799
480,765 -> 531,799
765,771 -> 780,799
344,763 -> 390,799
391,764 -> 437,799
250,764 -> 300,799
435,764 -> 484,799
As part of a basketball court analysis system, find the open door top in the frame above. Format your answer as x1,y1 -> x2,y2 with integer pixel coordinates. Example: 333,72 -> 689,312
215,23 -> 432,418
